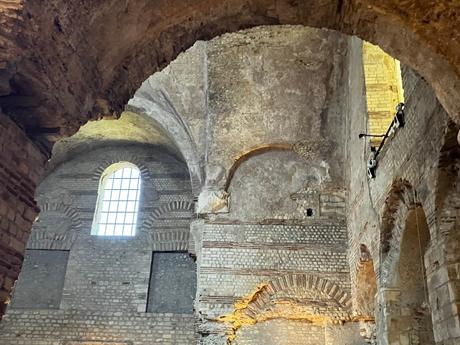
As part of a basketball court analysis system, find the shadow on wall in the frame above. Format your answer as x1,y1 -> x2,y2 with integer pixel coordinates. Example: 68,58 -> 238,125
388,206 -> 435,345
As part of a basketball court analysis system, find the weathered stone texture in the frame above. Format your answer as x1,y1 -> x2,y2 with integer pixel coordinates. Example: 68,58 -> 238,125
0,111 -> 47,318
0,22 -> 459,345
0,0 -> 459,141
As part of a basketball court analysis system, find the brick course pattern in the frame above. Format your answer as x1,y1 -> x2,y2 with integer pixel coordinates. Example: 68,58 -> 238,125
0,112 -> 47,318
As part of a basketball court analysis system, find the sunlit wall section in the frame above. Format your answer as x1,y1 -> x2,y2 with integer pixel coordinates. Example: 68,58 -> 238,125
363,41 -> 404,147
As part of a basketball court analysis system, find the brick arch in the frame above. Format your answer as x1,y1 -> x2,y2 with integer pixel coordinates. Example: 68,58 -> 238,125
143,201 -> 194,251
1,1 -> 460,144
379,179 -> 419,287
247,274 -> 352,319
92,157 -> 151,182
28,202 -> 83,250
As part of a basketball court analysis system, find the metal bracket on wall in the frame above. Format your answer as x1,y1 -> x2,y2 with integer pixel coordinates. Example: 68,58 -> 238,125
359,103 -> 405,179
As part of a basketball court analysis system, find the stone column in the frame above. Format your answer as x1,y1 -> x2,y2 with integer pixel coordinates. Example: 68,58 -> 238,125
0,112 -> 47,318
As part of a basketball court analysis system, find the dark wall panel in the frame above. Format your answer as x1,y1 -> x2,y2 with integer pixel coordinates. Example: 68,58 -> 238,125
147,252 -> 196,314
11,250 -> 69,309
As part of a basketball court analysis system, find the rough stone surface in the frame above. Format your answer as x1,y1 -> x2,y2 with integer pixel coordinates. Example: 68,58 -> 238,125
0,23 -> 459,345
0,0 -> 459,141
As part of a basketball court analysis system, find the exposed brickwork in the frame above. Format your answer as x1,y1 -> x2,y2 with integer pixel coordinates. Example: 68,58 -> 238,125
0,112 -> 46,318
0,0 -> 459,137
0,310 -> 196,345
0,144 -> 196,343
363,41 -> 404,146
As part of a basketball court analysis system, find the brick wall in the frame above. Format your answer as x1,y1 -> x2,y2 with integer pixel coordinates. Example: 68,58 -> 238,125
346,38 -> 457,344
0,111 -> 47,318
0,144 -> 197,344
363,41 -> 404,147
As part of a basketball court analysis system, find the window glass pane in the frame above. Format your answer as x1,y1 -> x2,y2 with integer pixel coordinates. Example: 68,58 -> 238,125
114,169 -> 124,178
119,190 -> 129,200
107,213 -> 117,224
109,202 -> 118,212
125,213 -> 135,224
111,190 -> 120,200
128,190 -> 138,200
112,179 -> 121,190
93,164 -> 141,237
100,213 -> 109,223
126,201 -> 136,212
121,178 -> 131,189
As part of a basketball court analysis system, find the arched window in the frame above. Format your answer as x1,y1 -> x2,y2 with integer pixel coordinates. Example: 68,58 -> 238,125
92,162 -> 142,236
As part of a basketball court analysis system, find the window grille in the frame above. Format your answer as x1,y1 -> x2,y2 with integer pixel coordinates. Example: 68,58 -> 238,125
92,162 -> 141,236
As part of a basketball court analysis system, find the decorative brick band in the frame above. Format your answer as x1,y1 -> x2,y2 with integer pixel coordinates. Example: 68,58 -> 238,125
27,202 -> 83,250
260,273 -> 353,310
92,156 -> 151,181
143,201 -> 194,226
143,201 -> 194,251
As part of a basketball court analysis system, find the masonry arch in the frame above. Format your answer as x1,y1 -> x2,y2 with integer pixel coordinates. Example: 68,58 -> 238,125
380,181 -> 435,344
389,205 -> 435,345
1,1 -> 460,142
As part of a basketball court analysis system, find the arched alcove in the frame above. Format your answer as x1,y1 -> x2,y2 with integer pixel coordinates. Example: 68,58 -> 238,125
389,206 -> 435,345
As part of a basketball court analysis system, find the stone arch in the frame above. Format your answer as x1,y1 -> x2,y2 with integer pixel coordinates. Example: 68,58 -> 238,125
127,74 -> 204,196
143,201 -> 195,251
1,1 -> 460,141
379,179 -> 416,285
245,274 -> 352,321
28,202 -> 82,250
224,143 -> 293,191
378,180 -> 436,344
387,205 -> 435,345
218,273 -> 353,343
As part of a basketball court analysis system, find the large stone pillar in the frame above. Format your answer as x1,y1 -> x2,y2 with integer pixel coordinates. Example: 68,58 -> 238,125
0,112 -> 47,318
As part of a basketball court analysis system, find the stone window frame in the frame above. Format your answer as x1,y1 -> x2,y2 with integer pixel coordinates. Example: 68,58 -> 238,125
91,161 -> 142,237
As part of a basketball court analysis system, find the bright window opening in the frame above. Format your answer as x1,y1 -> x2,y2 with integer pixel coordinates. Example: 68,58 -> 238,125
363,41 -> 405,148
92,162 -> 141,237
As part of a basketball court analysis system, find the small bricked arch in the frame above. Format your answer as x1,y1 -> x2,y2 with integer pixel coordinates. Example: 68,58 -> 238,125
143,200 -> 194,251
144,200 -> 194,224
245,274 -> 352,319
380,180 -> 415,255
378,179 -> 432,288
28,202 -> 83,250
92,156 -> 151,182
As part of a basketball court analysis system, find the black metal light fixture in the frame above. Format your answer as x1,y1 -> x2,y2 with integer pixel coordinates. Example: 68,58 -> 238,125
359,103 -> 405,179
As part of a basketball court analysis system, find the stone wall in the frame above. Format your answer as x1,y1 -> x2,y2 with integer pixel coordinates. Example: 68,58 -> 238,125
345,36 -> 458,344
0,144 -> 197,344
